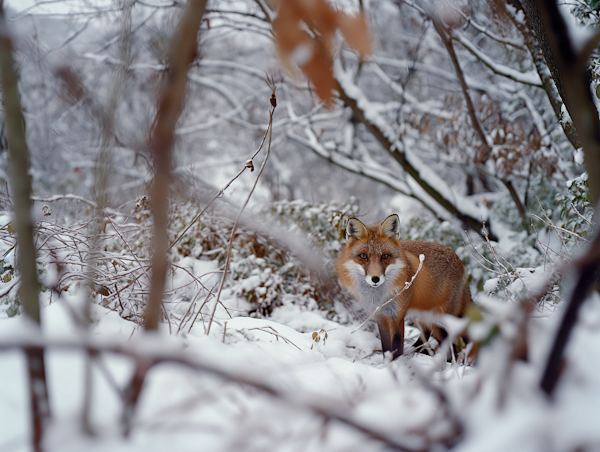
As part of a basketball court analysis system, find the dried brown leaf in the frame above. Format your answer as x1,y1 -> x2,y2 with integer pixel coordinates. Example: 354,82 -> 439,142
303,43 -> 335,107
338,12 -> 372,58
273,0 -> 371,107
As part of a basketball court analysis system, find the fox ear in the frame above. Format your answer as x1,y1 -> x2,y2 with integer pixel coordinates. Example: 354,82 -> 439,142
346,218 -> 368,241
380,214 -> 400,239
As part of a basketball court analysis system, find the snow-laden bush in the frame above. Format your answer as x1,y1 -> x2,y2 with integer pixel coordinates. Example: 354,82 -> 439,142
558,173 -> 593,242
0,195 -> 360,324
201,198 -> 359,318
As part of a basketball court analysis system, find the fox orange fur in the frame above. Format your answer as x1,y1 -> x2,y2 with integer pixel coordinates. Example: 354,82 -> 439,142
336,214 -> 473,360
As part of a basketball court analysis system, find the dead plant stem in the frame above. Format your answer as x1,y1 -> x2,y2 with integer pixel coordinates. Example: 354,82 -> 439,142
206,97 -> 276,336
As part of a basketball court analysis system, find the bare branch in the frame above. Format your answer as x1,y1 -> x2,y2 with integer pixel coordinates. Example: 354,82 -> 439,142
0,4 -> 51,449
206,89 -> 277,335
335,66 -> 492,238
453,32 -> 542,87
144,0 -> 208,331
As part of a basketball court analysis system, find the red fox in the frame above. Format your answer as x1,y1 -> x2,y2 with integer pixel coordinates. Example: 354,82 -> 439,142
336,214 -> 474,360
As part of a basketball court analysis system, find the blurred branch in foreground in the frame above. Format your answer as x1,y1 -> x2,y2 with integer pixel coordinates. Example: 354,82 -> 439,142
123,0 -> 208,437
144,0 -> 208,331
0,3 -> 50,451
527,0 -> 600,396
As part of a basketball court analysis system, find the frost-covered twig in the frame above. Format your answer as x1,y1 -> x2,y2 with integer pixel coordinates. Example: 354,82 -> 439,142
450,4 -> 526,50
168,102 -> 275,254
31,194 -> 120,216
571,202 -> 592,227
247,326 -> 302,350
464,232 -> 506,277
206,86 -> 277,335
466,224 -> 520,297
186,279 -> 219,334
453,32 -> 541,87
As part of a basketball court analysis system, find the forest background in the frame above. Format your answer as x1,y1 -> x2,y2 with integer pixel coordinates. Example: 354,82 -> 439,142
1,0 -> 600,451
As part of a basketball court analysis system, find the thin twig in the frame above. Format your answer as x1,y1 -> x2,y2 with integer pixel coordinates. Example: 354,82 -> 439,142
167,107 -> 276,253
570,202 -> 592,227
463,233 -> 506,276
206,88 -> 277,336
144,0 -> 209,331
187,279 -> 220,334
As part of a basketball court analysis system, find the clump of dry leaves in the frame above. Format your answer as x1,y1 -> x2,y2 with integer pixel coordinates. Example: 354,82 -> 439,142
273,0 -> 372,107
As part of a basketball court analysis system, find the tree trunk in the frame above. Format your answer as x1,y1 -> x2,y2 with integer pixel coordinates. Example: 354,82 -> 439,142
0,5 -> 51,451
508,0 -> 581,150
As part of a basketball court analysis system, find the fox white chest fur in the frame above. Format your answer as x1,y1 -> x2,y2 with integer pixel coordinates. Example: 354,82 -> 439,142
341,259 -> 405,317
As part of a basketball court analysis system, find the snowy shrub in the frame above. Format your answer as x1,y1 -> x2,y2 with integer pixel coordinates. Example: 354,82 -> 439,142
0,194 -> 360,324
226,198 -> 359,317
267,197 -> 360,257
155,198 -> 358,320
557,173 -> 593,242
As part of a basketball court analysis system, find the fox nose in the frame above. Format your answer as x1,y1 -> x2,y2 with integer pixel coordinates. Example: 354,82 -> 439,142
371,276 -> 380,284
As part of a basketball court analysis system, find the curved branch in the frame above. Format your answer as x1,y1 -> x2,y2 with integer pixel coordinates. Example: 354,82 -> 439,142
454,32 -> 542,87
287,128 -> 444,220
334,66 -> 492,238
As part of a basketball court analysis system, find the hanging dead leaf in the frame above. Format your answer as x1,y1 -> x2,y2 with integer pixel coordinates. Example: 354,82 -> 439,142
302,43 -> 335,107
338,12 -> 372,58
308,0 -> 339,48
273,0 -> 372,108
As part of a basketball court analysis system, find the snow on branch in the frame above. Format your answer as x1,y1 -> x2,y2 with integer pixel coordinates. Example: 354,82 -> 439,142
31,194 -> 121,216
451,5 -> 527,50
287,128 -> 411,196
175,105 -> 245,135
371,55 -> 515,98
453,32 -> 542,87
369,64 -> 453,120
334,63 -> 490,236
200,59 -> 266,79
187,74 -> 240,108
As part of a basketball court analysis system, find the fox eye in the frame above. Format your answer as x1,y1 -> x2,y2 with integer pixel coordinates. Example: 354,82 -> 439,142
382,254 -> 390,260
358,253 -> 367,260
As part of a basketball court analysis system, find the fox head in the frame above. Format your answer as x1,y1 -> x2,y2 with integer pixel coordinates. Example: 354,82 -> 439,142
341,214 -> 405,291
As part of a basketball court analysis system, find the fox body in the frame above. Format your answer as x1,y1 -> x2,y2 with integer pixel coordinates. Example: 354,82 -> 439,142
336,214 -> 472,360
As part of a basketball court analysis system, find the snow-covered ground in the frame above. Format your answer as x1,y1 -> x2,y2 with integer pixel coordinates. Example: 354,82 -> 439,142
2,269 -> 600,451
